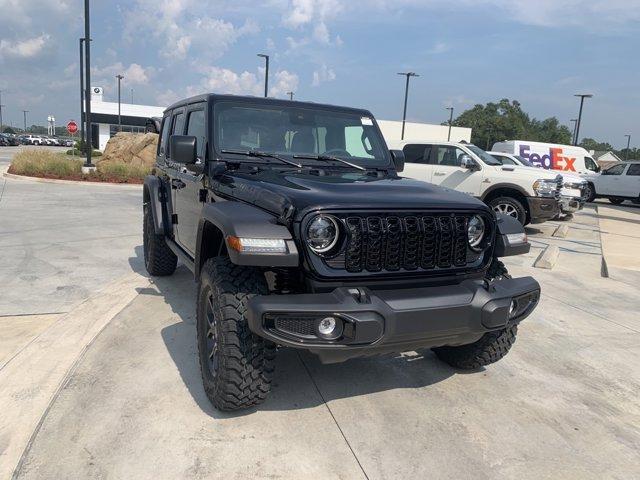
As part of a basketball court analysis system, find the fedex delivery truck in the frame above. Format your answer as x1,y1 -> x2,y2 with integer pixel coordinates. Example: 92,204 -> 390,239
491,140 -> 600,176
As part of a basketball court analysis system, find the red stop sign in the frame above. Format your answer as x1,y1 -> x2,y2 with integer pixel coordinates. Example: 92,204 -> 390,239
67,121 -> 78,134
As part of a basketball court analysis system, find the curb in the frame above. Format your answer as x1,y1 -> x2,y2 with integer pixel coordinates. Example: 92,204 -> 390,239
3,171 -> 142,188
0,272 -> 150,479
534,245 -> 560,269
552,224 -> 569,238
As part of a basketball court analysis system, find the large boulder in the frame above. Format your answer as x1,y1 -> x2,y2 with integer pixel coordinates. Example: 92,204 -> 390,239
98,132 -> 158,168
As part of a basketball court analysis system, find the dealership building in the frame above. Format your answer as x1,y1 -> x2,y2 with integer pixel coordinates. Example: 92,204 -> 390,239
85,87 -> 471,151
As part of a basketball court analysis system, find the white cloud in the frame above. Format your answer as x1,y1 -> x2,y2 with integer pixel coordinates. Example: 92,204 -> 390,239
311,64 -> 336,87
180,66 -> 299,99
428,41 -> 449,54
91,62 -> 153,94
281,0 -> 344,46
0,34 -> 50,59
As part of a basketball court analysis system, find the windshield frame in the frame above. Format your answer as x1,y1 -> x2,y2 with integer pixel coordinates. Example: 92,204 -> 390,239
211,100 -> 392,169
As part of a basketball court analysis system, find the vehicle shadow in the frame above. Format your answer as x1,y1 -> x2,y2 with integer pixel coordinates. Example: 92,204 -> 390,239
152,266 -> 461,418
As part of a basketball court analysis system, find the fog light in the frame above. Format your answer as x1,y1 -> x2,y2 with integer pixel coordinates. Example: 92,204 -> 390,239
318,317 -> 336,335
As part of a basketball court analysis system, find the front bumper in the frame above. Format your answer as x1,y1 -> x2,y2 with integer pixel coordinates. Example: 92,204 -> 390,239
527,196 -> 560,224
247,277 -> 540,363
559,195 -> 584,214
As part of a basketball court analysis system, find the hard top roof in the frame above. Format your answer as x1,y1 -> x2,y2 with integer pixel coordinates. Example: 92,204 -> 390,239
164,93 -> 373,117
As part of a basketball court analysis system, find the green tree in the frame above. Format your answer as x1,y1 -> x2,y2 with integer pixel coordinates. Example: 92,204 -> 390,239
451,99 -> 572,149
2,126 -> 16,134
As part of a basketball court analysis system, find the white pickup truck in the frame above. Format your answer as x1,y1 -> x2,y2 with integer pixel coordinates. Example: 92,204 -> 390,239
583,161 -> 640,205
489,151 -> 586,216
390,140 -> 561,225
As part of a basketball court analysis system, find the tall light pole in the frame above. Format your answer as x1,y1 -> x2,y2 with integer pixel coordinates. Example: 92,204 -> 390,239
130,88 -> 134,104
79,38 -> 86,150
116,74 -> 124,132
624,134 -> 631,161
287,91 -> 294,101
398,72 -> 419,140
570,118 -> 577,145
22,110 -> 29,133
0,89 -> 4,132
446,106 -> 454,141
0,90 -> 3,131
84,0 -> 93,167
257,54 -> 269,98
573,94 -> 593,146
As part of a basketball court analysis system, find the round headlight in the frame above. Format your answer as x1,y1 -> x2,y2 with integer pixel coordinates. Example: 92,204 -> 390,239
306,215 -> 339,253
468,215 -> 485,250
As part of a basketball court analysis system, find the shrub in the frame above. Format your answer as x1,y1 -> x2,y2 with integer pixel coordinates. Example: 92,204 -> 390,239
97,162 -> 149,182
66,149 -> 102,157
10,149 -> 83,177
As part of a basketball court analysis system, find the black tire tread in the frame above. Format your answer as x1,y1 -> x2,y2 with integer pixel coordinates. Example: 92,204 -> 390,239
143,202 -> 177,276
198,257 -> 275,411
433,259 -> 517,369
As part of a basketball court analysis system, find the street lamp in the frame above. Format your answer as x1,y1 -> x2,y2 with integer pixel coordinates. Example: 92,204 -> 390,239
287,91 -> 294,101
83,0 -> 93,167
130,88 -> 134,104
569,119 -> 578,145
573,94 -> 593,146
257,54 -> 269,98
22,110 -> 29,133
446,106 -> 454,141
624,134 -> 631,161
116,74 -> 124,132
0,90 -> 4,132
397,72 -> 419,140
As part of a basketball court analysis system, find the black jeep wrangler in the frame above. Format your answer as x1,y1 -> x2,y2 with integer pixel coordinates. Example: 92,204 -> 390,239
143,94 -> 540,411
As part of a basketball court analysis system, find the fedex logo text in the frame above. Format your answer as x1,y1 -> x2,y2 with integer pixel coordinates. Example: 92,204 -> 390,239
519,145 -> 576,172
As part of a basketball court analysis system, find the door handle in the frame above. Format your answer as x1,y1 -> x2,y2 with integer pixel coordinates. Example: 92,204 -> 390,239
171,178 -> 186,189
434,172 -> 446,176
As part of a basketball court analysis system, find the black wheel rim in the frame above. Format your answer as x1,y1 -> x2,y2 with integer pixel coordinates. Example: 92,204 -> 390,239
205,292 -> 219,377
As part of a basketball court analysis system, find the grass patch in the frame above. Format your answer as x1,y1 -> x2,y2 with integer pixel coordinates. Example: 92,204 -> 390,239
9,148 -> 150,184
66,149 -> 102,157
10,149 -> 83,177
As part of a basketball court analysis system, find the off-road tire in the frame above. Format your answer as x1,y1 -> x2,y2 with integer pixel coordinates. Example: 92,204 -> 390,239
143,202 -> 177,276
608,197 -> 624,205
197,257 -> 276,411
488,196 -> 527,226
432,259 -> 518,369
584,183 -> 596,202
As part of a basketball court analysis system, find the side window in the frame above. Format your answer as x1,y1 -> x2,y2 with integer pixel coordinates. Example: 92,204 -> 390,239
158,115 -> 172,157
626,164 -> 640,176
403,144 -> 432,164
603,164 -> 625,176
186,109 -> 206,158
172,112 -> 185,135
435,146 -> 467,167
585,157 -> 598,172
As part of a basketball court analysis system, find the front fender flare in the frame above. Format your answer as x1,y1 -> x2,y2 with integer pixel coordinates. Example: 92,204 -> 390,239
143,175 -> 166,235
197,201 -> 299,273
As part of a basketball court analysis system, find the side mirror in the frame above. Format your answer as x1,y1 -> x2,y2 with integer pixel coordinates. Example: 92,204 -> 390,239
390,149 -> 405,173
460,154 -> 477,170
170,135 -> 197,164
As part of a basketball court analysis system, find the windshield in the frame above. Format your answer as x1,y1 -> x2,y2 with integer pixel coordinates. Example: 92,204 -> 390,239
514,155 -> 534,167
467,145 -> 502,166
214,102 -> 390,167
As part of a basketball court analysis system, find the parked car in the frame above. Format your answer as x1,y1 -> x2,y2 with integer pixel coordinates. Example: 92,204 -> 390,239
389,140 -> 561,225
0,134 -> 9,146
22,134 -> 45,145
583,161 -> 640,204
143,94 -> 539,411
490,151 -> 586,216
491,140 -> 600,176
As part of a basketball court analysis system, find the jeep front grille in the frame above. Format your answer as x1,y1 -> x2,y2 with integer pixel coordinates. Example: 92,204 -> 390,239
323,212 -> 489,275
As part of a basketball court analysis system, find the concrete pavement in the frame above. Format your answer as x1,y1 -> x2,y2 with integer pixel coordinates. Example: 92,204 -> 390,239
2,144 -> 639,479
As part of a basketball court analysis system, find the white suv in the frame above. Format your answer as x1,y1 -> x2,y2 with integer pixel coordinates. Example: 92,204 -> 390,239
391,141 -> 561,225
583,161 -> 640,205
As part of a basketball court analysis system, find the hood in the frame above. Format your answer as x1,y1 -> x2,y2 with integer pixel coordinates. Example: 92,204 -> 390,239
212,169 -> 488,219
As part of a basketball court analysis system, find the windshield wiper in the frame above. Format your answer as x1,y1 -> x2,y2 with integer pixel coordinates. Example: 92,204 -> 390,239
220,149 -> 302,168
292,154 -> 366,171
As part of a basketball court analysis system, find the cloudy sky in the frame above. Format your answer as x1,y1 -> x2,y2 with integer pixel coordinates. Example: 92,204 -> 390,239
0,0 -> 639,147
